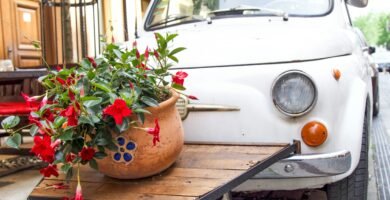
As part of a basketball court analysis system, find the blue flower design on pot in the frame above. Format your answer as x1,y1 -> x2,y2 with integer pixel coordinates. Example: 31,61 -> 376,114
112,136 -> 137,164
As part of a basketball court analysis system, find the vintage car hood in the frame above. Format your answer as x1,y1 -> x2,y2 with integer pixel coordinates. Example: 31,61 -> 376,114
138,19 -> 353,68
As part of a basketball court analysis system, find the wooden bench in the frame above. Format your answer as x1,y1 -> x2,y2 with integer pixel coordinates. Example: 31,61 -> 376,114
28,142 -> 298,200
0,71 -> 47,154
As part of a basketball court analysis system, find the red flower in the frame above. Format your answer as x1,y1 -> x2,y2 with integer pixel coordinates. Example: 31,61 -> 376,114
69,90 -> 75,101
79,147 -> 95,161
56,77 -> 66,85
129,81 -> 134,89
86,56 -> 97,68
29,114 -> 42,128
21,92 -> 40,107
147,119 -> 160,146
188,95 -> 198,100
42,109 -> 55,122
103,99 -> 132,125
60,105 -> 78,126
66,153 -> 76,163
144,47 -> 149,59
153,50 -> 159,59
136,49 -> 140,59
40,164 -> 59,177
55,66 -> 62,71
172,71 -> 188,86
31,135 -> 56,163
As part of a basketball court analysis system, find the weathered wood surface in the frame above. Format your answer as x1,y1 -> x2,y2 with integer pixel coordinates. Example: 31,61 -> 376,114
28,143 -> 289,200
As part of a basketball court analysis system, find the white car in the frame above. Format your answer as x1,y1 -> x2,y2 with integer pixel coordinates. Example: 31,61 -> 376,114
135,0 -> 372,199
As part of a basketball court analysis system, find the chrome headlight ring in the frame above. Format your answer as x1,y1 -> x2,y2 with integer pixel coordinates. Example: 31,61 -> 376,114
271,70 -> 318,117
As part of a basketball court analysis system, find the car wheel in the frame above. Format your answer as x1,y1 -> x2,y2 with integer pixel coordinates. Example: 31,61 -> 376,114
325,103 -> 369,200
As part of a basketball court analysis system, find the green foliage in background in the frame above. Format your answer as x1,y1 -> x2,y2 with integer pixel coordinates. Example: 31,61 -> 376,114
353,12 -> 390,47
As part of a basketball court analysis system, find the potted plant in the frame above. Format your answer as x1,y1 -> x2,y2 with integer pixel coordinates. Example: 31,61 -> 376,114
1,33 -> 195,199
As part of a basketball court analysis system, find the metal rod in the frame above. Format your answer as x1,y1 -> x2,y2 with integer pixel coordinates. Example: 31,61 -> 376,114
123,0 -> 128,41
92,0 -> 97,56
75,0 -> 80,62
83,0 -> 88,57
61,0 -> 66,65
199,142 -> 298,200
97,0 -> 101,55
54,2 -> 58,64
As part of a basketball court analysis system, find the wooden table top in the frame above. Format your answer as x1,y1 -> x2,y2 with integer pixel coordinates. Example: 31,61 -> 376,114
28,143 -> 292,200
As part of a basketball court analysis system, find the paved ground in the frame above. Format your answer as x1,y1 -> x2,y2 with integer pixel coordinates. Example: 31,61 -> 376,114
371,73 -> 390,200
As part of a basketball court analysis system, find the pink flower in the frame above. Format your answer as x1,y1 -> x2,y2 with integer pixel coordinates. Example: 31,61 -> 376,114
146,119 -> 160,146
103,99 -> 132,125
56,77 -> 66,85
144,47 -> 149,59
86,56 -> 97,68
132,41 -> 137,48
21,92 -> 39,107
39,164 -> 59,177
188,95 -> 198,100
74,182 -> 84,200
172,71 -> 188,86
153,50 -> 159,59
69,90 -> 75,101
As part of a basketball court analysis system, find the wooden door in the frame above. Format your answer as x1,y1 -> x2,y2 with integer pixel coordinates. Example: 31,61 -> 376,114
11,0 -> 42,68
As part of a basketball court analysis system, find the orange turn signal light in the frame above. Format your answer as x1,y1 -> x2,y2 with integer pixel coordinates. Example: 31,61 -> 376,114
301,121 -> 328,147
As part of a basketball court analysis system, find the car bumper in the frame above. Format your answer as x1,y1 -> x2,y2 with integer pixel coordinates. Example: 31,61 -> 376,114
254,150 -> 351,178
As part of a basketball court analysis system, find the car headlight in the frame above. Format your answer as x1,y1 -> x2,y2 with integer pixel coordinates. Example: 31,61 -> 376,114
272,70 -> 317,117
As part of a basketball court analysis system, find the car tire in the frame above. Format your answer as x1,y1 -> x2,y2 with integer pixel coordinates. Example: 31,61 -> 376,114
325,103 -> 369,200
373,89 -> 380,117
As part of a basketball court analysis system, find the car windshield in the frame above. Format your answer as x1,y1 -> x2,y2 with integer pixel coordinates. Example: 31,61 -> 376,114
146,0 -> 332,29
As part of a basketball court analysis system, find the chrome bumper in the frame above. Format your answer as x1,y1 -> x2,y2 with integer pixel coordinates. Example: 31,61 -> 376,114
254,150 -> 351,178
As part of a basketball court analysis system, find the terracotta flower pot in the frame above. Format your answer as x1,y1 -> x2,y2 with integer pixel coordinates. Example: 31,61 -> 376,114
97,91 -> 184,179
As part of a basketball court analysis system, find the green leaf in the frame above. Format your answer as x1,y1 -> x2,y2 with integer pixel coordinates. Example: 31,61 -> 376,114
59,129 -> 73,141
96,138 -> 109,146
134,108 -> 151,115
80,58 -> 92,69
66,167 -> 74,181
32,41 -> 41,49
116,118 -> 129,132
171,83 -> 186,91
89,159 -> 98,170
6,133 -> 21,149
53,117 -> 66,129
166,33 -> 178,42
94,152 -> 107,159
81,96 -> 100,101
137,113 -> 145,124
169,47 -> 186,56
1,116 -> 20,129
83,98 -> 102,107
113,49 -> 123,59
140,96 -> 159,107
91,81 -> 111,93
78,116 -> 94,126
61,163 -> 72,173
168,54 -> 179,63
30,125 -> 39,136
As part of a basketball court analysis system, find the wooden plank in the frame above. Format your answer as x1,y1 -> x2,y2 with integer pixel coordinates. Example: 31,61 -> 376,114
28,144 -> 290,199
30,180 -> 194,200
